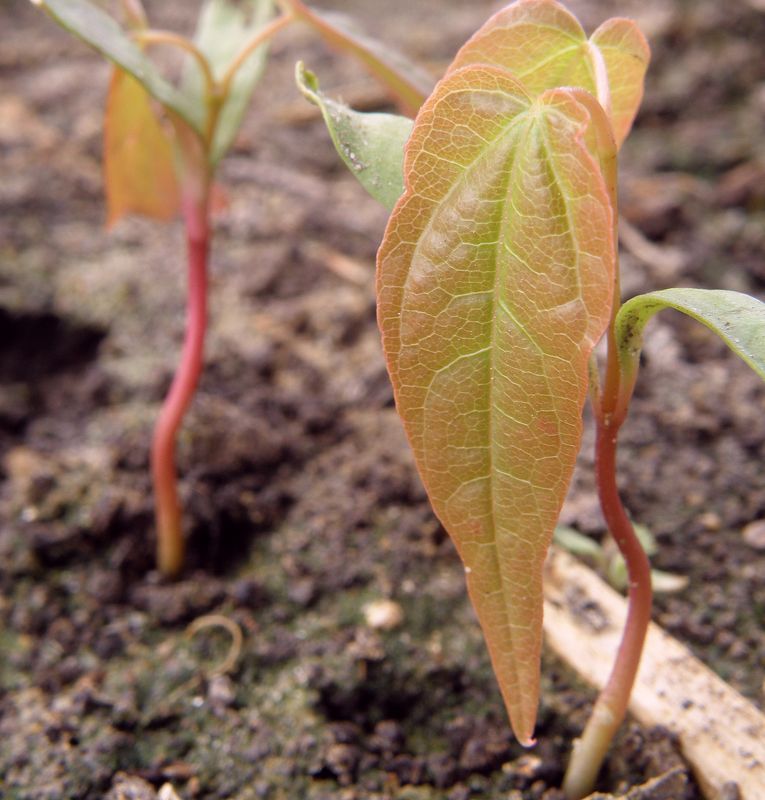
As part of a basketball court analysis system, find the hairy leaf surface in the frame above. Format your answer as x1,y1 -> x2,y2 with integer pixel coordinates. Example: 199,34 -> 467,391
447,0 -> 649,147
616,289 -> 765,396
296,64 -> 412,210
34,0 -> 202,131
184,0 -> 274,163
378,65 -> 615,743
104,68 -> 180,225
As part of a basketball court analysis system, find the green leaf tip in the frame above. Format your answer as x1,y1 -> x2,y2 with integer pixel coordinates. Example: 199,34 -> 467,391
295,62 -> 413,211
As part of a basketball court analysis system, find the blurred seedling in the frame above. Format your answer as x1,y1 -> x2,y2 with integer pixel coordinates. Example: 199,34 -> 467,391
31,0 -> 431,577
301,0 -> 765,794
553,524 -> 689,595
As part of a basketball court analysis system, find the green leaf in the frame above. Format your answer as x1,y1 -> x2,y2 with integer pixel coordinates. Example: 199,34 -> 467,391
32,0 -> 203,132
649,569 -> 689,594
632,521 -> 657,556
378,64 -> 616,744
283,0 -> 432,115
615,289 -> 765,400
554,526 -> 604,562
608,560 -> 688,595
557,523 -> 686,594
184,0 -> 275,164
447,0 -> 649,148
296,63 -> 412,210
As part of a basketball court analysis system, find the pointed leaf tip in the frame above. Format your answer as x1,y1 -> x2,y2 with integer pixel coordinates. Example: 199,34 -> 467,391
296,62 -> 413,210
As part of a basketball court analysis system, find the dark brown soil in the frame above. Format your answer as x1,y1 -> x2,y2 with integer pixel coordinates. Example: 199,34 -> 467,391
1,1 -> 764,798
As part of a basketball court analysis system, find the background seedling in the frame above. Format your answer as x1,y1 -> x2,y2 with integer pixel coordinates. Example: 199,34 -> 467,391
553,524 -> 689,594
301,0 -> 765,796
32,0 -> 430,578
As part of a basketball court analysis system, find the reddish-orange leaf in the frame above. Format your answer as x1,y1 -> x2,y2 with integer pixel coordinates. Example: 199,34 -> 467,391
377,65 -> 615,744
104,67 -> 180,226
447,0 -> 649,148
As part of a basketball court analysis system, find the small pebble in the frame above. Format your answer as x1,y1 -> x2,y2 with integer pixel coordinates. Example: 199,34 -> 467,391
699,511 -> 722,531
742,519 -> 765,550
504,753 -> 543,778
362,599 -> 404,630
106,774 -> 157,800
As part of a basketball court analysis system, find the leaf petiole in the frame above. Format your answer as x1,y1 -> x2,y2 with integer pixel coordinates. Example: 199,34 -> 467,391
278,0 -> 431,114
217,12 -> 296,101
132,29 -> 216,99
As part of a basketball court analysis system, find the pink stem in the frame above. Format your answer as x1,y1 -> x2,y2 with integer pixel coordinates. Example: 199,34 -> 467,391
593,410 -> 653,713
562,338 -> 653,798
597,320 -> 653,722
150,192 -> 210,577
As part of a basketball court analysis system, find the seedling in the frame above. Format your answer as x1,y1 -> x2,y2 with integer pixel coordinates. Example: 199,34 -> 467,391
300,0 -> 765,795
31,0 -> 431,577
554,524 -> 689,594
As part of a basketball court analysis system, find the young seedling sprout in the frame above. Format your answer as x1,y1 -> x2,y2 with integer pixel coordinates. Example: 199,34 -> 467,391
32,0 -> 431,578
300,0 -> 765,796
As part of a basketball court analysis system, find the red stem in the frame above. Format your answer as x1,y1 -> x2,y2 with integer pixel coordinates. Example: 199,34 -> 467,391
589,180 -> 653,743
593,413 -> 653,718
562,336 -> 653,798
150,192 -> 210,577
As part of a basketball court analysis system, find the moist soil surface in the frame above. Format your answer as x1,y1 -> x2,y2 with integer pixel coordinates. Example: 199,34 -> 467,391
2,1 -> 765,798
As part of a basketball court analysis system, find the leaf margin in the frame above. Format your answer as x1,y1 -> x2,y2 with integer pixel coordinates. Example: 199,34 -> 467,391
377,63 -> 617,745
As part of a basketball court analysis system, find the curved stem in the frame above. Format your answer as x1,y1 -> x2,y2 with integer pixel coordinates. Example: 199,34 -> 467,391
120,0 -> 147,30
562,414 -> 653,798
275,0 -> 428,114
562,350 -> 653,799
202,12 -> 294,149
133,29 -> 216,97
150,187 -> 211,577
217,13 -> 294,100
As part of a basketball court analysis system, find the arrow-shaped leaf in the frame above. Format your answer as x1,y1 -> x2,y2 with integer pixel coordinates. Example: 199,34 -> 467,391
378,64 -> 615,744
33,0 -> 203,132
615,289 -> 765,400
447,0 -> 649,147
296,63 -> 412,211
183,0 -> 275,164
